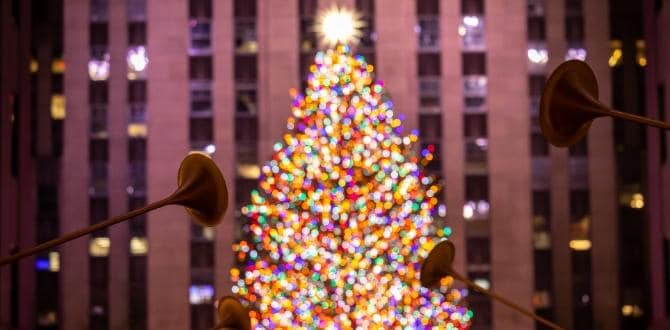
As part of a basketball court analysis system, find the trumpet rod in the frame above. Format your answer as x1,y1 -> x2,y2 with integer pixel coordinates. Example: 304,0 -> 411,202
606,108 -> 670,130
0,197 -> 171,267
450,270 -> 564,330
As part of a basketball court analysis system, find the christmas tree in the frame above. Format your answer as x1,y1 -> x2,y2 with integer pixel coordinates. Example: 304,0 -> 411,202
230,44 -> 471,328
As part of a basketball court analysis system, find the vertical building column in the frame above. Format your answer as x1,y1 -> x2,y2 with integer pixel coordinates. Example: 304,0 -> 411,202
213,0 -> 237,297
583,0 -> 618,329
257,0 -> 299,162
108,1 -> 129,329
318,0 -> 354,10
486,0 -> 533,328
61,0 -> 90,329
545,0 -> 573,327
440,0 -> 466,274
374,0 -> 418,131
146,0 -> 190,329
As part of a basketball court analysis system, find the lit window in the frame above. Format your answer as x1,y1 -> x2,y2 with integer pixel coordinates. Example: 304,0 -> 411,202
235,21 -> 258,53
89,237 -> 111,257
49,251 -> 60,272
189,284 -> 214,305
130,237 -> 148,255
88,55 -> 110,81
417,17 -> 439,49
532,290 -> 551,308
533,231 -> 551,250
621,304 -> 644,317
204,143 -> 216,155
30,59 -> 39,73
609,40 -> 623,67
564,47 -> 587,61
52,59 -> 65,74
635,40 -> 646,67
569,239 -> 591,251
51,95 -> 66,119
202,227 -> 215,241
459,15 -> 485,50
463,75 -> 487,97
127,46 -> 148,80
527,46 -> 548,65
629,193 -> 644,209
37,310 -> 58,327
473,278 -> 490,290
238,164 -> 260,179
127,123 -> 147,137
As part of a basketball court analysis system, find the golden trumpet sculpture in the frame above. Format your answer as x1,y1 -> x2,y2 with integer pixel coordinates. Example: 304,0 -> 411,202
421,241 -> 564,330
214,296 -> 251,330
0,152 -> 228,267
540,60 -> 670,147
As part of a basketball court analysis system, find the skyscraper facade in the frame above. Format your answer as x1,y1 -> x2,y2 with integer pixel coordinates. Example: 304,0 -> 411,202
47,0 -> 626,329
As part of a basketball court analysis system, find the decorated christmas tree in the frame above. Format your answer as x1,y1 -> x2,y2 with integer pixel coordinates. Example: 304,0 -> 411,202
230,8 -> 471,329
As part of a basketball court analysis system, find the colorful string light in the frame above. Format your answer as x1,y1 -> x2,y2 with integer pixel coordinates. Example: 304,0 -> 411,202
231,45 -> 471,329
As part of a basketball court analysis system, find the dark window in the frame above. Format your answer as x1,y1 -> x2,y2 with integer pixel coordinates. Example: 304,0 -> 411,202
529,75 -> 546,97
565,17 -> 584,44
570,189 -> 590,219
190,56 -> 213,80
128,0 -> 146,22
234,56 -> 257,83
466,175 -> 488,201
533,190 -> 551,224
128,138 -> 146,162
235,178 -> 257,207
418,53 -> 441,76
461,0 -> 484,15
89,139 -> 108,163
190,0 -> 212,18
129,256 -> 147,330
464,113 -> 487,138
190,118 -> 213,142
90,258 -> 109,329
463,53 -> 486,75
52,74 -> 64,94
90,197 -> 109,225
465,97 -> 485,109
128,22 -> 146,45
356,0 -> 375,16
128,81 -> 147,103
191,305 -> 214,330
234,0 -> 256,17
10,92 -> 19,177
531,132 -> 549,156
466,237 -> 490,264
234,116 -> 258,142
419,114 -> 442,140
527,17 -> 546,41
90,23 -> 108,47
90,0 -> 108,22
89,81 -> 108,104
191,242 -> 214,268
299,0 -> 317,17
569,137 -> 588,156
417,0 -> 439,14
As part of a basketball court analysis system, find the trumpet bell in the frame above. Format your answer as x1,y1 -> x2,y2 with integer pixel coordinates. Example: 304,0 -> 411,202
174,152 -> 228,227
215,296 -> 251,330
420,240 -> 456,289
540,60 -> 603,147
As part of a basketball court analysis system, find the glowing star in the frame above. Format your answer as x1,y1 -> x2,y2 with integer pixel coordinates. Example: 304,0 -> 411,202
230,45 -> 471,329
315,6 -> 364,46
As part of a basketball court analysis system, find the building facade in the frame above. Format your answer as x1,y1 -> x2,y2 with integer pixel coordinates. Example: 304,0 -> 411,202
47,0 -> 629,329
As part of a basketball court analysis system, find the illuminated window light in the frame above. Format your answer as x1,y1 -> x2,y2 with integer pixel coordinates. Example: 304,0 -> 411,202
127,46 -> 149,80
204,143 -> 216,155
565,48 -> 587,61
528,47 -> 549,65
635,40 -> 647,67
315,6 -> 364,46
473,278 -> 490,290
462,16 -> 480,27
189,284 -> 214,305
202,227 -> 215,241
621,304 -> 644,317
533,231 -> 551,250
130,237 -> 149,256
238,164 -> 261,179
127,123 -> 147,137
49,252 -> 60,272
51,95 -> 66,120
609,40 -> 623,67
569,239 -> 591,251
51,59 -> 65,74
37,310 -> 57,327
89,237 -> 111,257
532,290 -> 551,308
629,193 -> 644,209
88,56 -> 110,81
35,257 -> 50,271
462,203 -> 474,220
30,59 -> 39,73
